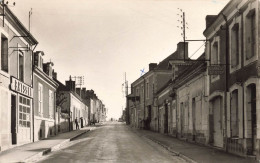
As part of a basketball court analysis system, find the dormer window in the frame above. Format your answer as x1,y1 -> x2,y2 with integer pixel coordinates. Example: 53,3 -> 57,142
38,55 -> 43,70
34,51 -> 44,70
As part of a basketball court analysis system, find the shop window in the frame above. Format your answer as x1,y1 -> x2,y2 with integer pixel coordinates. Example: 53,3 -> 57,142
230,89 -> 239,137
19,96 -> 31,128
1,34 -> 8,72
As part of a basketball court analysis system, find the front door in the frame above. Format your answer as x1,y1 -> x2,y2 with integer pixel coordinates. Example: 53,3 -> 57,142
247,84 -> 257,155
164,104 -> 168,133
213,97 -> 223,148
192,98 -> 196,140
11,95 -> 17,145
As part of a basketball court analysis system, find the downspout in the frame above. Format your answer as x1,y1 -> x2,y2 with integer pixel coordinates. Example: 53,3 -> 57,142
221,13 -> 229,152
140,75 -> 146,129
31,43 -> 37,142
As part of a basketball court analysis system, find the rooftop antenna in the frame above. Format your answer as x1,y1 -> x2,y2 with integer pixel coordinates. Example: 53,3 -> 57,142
29,8 -> 32,33
177,8 -> 188,60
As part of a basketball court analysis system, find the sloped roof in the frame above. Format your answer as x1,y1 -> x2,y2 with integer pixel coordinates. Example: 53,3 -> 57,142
155,51 -> 178,70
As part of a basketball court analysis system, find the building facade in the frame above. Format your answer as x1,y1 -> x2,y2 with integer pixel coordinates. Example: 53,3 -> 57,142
0,5 -> 38,151
33,51 -> 59,141
204,0 -> 260,157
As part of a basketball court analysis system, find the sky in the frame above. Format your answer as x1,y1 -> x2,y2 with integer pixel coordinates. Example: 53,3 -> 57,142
10,0 -> 229,119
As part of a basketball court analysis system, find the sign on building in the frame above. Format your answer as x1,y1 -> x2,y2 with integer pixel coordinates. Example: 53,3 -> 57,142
208,65 -> 225,75
10,77 -> 33,98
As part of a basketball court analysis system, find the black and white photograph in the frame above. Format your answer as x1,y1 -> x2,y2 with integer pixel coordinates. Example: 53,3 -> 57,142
0,0 -> 259,162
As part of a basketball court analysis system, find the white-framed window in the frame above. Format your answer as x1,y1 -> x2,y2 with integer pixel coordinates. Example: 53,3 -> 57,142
38,83 -> 43,116
210,36 -> 220,82
243,4 -> 257,66
18,50 -> 24,82
19,95 -> 31,128
1,34 -> 8,72
230,23 -> 239,68
49,90 -> 54,118
245,9 -> 256,60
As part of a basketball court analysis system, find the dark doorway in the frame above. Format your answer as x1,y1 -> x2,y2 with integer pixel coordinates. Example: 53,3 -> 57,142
81,118 -> 83,128
247,84 -> 256,155
192,98 -> 196,141
11,95 -> 17,145
164,103 -> 168,133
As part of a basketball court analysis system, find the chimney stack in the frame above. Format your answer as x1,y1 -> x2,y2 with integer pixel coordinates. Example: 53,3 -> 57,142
205,15 -> 217,29
149,63 -> 157,71
65,78 -> 76,92
177,42 -> 188,60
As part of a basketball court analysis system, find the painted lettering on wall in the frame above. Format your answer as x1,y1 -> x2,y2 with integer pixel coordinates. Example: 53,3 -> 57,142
11,77 -> 33,98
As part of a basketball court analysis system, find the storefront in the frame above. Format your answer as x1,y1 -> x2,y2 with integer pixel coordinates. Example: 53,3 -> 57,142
10,77 -> 33,145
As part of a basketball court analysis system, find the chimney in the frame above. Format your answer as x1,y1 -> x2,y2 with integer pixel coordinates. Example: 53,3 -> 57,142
65,77 -> 76,92
43,62 -> 54,78
53,71 -> 57,79
177,42 -> 188,60
206,15 -> 217,29
149,63 -> 157,71
76,88 -> 81,97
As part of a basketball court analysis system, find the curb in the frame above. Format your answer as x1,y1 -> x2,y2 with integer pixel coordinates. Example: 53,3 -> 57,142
145,136 -> 197,163
23,129 -> 90,163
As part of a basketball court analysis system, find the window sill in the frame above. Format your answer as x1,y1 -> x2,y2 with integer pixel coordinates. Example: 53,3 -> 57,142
230,64 -> 241,74
0,70 -> 10,78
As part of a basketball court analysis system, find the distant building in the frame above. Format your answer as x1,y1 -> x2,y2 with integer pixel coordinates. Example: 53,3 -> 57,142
55,77 -> 87,131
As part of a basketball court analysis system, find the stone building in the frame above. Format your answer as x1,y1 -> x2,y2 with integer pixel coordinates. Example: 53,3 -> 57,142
128,42 -> 189,130
204,0 -> 260,157
55,77 -> 87,131
0,5 -> 38,151
33,51 -> 59,141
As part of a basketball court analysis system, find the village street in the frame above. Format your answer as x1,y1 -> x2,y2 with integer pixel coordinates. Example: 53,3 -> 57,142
37,122 -> 185,163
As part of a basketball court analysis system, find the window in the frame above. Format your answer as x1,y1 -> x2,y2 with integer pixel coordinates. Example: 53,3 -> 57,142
146,82 -> 149,99
141,85 -> 144,99
245,9 -> 256,60
136,88 -> 139,96
230,89 -> 239,137
211,42 -> 218,64
49,90 -> 54,118
19,96 -> 31,128
231,24 -> 239,67
211,40 -> 219,80
1,34 -> 8,72
38,83 -> 43,116
18,51 -> 24,82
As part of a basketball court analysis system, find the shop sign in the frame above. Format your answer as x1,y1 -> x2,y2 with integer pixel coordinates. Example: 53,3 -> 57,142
208,65 -> 225,75
10,77 -> 33,98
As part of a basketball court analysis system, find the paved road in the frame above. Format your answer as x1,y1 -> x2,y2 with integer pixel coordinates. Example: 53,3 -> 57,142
38,122 -> 186,163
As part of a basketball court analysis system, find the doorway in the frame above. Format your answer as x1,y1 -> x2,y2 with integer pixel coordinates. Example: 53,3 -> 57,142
164,104 -> 168,133
246,84 -> 256,155
11,95 -> 17,145
210,96 -> 223,148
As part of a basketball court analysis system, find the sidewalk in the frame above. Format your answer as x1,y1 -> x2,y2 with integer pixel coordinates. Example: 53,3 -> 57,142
134,128 -> 258,163
0,126 -> 95,163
